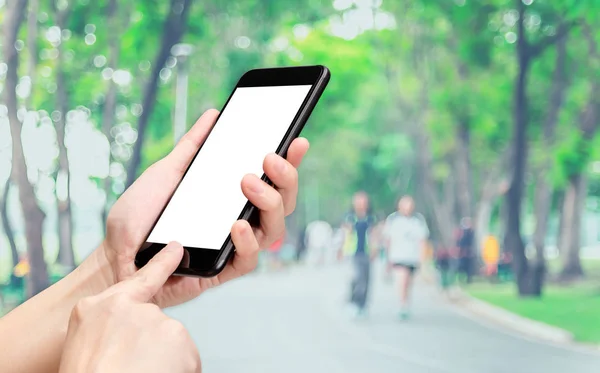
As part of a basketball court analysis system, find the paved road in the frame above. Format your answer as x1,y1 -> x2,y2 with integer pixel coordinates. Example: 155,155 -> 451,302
167,263 -> 600,373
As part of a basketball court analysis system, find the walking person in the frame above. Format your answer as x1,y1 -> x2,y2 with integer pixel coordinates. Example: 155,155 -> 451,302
457,217 -> 476,283
383,196 -> 429,320
305,220 -> 333,266
434,242 -> 453,294
342,191 -> 377,319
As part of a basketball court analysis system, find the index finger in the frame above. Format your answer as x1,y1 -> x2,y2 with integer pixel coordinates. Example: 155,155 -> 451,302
167,109 -> 219,174
122,242 -> 184,302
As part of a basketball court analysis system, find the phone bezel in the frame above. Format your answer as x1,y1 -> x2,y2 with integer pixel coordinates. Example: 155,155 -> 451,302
134,65 -> 330,277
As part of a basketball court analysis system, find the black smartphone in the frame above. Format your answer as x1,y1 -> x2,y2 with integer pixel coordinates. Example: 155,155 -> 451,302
134,65 -> 330,277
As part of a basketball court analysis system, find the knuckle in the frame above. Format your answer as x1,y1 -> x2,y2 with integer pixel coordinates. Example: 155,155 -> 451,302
266,191 -> 283,211
162,318 -> 187,338
105,292 -> 130,313
287,167 -> 298,185
71,297 -> 94,323
143,302 -> 162,317
129,275 -> 153,299
130,303 -> 160,326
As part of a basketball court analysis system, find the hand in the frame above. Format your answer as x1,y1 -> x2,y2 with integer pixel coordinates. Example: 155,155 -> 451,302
60,243 -> 200,373
101,110 -> 309,307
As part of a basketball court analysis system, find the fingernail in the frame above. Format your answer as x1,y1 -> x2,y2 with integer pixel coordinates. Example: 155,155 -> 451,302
274,156 -> 287,173
248,177 -> 264,195
166,242 -> 182,252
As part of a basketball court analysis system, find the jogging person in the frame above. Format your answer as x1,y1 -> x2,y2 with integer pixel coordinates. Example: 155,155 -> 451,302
342,191 -> 376,318
383,195 -> 429,320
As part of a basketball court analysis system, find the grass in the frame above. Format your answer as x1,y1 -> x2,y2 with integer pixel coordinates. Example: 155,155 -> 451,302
467,281 -> 600,343
546,258 -> 600,279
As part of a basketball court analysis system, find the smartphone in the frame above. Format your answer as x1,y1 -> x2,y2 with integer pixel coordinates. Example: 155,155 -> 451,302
134,65 -> 330,277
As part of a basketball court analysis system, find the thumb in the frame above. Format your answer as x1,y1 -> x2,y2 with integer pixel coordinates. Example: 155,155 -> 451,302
126,242 -> 184,302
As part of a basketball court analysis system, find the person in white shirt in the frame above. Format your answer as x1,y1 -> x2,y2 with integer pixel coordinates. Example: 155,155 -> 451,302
383,195 -> 429,320
305,220 -> 333,265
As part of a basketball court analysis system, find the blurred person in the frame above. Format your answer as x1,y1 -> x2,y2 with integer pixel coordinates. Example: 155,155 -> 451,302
383,195 -> 429,320
482,234 -> 500,279
305,220 -> 333,265
13,253 -> 30,278
434,243 -> 453,294
457,217 -> 476,283
0,110 -> 308,373
266,235 -> 284,271
370,219 -> 393,283
330,225 -> 346,261
295,224 -> 308,262
498,251 -> 514,282
343,191 -> 377,319
12,253 -> 29,287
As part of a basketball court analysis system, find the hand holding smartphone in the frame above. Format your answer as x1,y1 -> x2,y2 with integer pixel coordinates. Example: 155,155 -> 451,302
135,65 -> 330,277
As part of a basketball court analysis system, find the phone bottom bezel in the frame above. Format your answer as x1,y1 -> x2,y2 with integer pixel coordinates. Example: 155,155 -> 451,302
135,242 -> 229,277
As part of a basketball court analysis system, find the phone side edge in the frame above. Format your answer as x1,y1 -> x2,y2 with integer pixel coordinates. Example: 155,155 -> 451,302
210,66 -> 331,276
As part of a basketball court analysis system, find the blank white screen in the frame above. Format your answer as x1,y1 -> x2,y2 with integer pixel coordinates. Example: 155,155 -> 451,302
147,85 -> 312,249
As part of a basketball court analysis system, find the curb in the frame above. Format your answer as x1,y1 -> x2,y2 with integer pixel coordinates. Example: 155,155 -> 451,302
450,288 -> 574,345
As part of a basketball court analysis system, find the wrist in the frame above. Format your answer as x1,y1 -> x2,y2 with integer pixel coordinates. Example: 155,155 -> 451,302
0,243 -> 117,373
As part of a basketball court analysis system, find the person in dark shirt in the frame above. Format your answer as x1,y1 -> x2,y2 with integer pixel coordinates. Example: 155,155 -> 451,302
457,217 -> 475,283
343,191 -> 376,318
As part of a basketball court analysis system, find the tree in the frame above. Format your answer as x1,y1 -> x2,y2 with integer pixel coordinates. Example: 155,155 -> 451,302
530,35 -> 568,291
100,0 -> 126,229
503,0 -> 575,296
126,0 -> 194,188
3,0 -> 50,297
558,23 -> 600,280
52,0 -> 76,268
0,182 -> 19,272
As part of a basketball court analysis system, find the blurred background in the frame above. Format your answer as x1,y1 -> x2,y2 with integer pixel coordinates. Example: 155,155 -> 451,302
1,0 -> 600,372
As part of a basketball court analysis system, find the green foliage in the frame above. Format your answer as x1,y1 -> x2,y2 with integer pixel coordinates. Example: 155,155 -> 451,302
2,0 -> 600,240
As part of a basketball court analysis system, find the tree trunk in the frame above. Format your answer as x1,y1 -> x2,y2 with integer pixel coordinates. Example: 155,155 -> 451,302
558,174 -> 586,280
505,0 -> 531,296
415,129 -> 455,249
25,0 -> 38,109
555,190 -> 566,255
473,146 -> 511,253
475,199 -> 493,246
1,180 -> 19,269
101,0 -> 121,231
531,35 -> 568,290
126,0 -> 194,188
504,1 -> 574,297
558,27 -> 600,279
474,177 -> 507,253
54,2 -> 75,268
454,118 -> 473,220
3,0 -> 50,297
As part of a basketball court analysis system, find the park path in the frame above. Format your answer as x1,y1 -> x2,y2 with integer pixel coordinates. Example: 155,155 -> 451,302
166,262 -> 600,373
